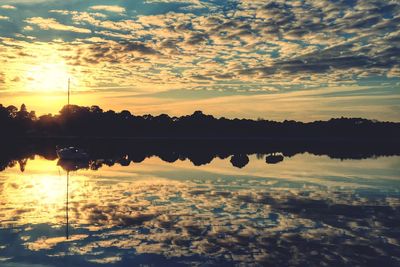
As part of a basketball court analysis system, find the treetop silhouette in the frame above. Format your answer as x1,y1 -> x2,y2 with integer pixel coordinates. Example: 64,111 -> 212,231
0,103 -> 399,139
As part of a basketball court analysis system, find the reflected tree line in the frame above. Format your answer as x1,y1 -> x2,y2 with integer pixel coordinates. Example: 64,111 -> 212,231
1,139 -> 399,172
1,103 -> 399,139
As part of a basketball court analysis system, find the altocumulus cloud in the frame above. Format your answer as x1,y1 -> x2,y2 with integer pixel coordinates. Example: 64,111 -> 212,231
89,5 -> 126,14
25,17 -> 91,33
0,5 -> 16,9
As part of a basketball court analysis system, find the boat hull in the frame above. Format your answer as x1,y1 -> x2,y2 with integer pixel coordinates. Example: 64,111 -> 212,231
57,147 -> 89,160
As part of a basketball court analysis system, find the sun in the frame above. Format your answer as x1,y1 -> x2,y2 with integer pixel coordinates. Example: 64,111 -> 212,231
25,62 -> 70,92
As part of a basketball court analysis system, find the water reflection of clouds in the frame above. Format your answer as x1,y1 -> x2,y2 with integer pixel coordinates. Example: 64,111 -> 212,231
0,156 -> 399,266
115,154 -> 400,188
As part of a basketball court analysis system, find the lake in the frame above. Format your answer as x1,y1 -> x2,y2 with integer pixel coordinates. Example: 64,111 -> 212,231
0,150 -> 399,266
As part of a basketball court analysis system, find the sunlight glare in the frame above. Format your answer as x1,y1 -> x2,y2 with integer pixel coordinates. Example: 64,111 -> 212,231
25,62 -> 70,92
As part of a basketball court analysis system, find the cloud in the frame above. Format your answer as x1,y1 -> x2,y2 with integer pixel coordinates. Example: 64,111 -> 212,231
0,0 -> 49,3
50,10 -> 141,32
0,5 -> 16,9
122,41 -> 160,55
89,5 -> 126,14
145,0 -> 216,9
25,17 -> 91,33
0,72 -> 5,84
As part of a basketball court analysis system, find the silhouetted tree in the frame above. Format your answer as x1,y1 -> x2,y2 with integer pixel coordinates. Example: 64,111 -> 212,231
6,105 -> 18,118
0,103 -> 399,141
230,154 -> 249,168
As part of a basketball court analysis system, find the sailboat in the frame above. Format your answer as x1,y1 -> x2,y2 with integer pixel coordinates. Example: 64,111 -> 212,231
56,78 -> 89,160
57,147 -> 89,160
58,150 -> 91,240
58,151 -> 91,240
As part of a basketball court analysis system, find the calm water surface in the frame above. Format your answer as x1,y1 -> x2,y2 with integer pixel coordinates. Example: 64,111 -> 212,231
0,153 -> 399,266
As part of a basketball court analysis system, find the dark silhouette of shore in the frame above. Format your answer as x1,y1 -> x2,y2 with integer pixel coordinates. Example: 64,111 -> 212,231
1,103 -> 399,171
1,138 -> 399,172
1,103 -> 399,140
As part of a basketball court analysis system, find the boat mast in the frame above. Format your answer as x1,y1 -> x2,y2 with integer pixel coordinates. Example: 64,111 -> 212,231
66,170 -> 69,240
68,78 -> 70,107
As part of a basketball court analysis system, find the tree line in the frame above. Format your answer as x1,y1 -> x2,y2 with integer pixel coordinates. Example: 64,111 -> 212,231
0,103 -> 399,139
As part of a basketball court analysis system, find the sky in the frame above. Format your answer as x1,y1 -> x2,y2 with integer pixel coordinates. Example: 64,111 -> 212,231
0,0 -> 399,121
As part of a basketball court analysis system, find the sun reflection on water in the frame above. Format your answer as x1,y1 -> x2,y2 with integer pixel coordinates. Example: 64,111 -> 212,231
0,158 -> 91,226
